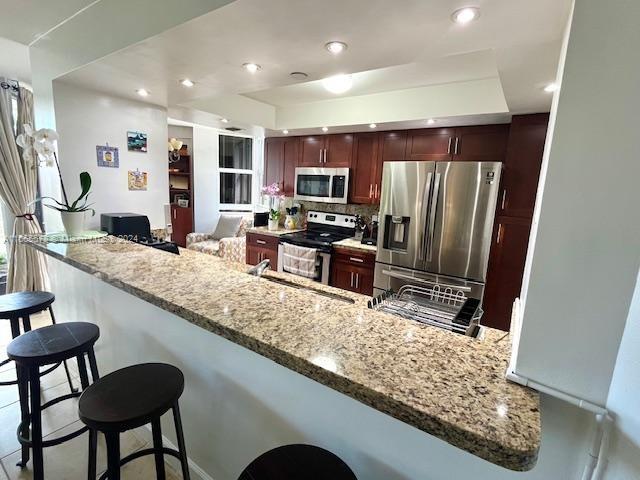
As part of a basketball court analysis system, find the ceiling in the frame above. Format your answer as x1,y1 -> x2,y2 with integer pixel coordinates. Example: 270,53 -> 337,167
0,0 -> 96,45
48,0 -> 571,131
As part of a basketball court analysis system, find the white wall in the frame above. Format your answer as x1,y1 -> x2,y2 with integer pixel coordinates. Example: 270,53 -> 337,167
49,256 -> 593,480
514,0 -> 640,406
605,268 -> 640,479
0,37 -> 31,85
53,81 -> 169,230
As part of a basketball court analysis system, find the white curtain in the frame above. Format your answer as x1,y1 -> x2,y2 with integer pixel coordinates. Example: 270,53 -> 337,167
0,80 -> 49,292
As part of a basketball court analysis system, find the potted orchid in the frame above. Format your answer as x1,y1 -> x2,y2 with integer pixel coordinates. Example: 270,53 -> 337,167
261,183 -> 285,231
18,125 -> 94,236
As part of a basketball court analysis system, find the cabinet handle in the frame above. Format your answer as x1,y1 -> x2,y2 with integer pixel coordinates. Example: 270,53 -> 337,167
501,189 -> 506,210
374,184 -> 379,198
319,150 -> 322,163
256,239 -> 266,245
496,224 -> 503,244
369,184 -> 373,198
454,137 -> 460,155
355,273 -> 359,289
323,148 -> 327,163
350,272 -> 354,288
447,137 -> 452,154
173,209 -> 176,220
349,257 -> 364,263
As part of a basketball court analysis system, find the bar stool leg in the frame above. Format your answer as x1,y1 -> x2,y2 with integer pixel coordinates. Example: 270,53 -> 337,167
77,354 -> 90,390
48,307 -> 78,393
22,314 -> 31,332
15,364 -> 30,468
105,432 -> 121,480
151,418 -> 166,480
87,348 -> 100,382
28,366 -> 44,480
87,429 -> 97,480
172,403 -> 191,480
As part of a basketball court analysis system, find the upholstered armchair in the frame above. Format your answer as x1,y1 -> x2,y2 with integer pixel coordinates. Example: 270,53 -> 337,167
186,215 -> 252,263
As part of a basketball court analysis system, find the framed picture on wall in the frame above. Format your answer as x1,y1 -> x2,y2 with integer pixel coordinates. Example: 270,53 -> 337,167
128,169 -> 148,190
96,145 -> 119,168
127,131 -> 147,152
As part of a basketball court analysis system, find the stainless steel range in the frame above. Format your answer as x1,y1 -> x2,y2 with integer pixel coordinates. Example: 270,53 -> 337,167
278,211 -> 357,284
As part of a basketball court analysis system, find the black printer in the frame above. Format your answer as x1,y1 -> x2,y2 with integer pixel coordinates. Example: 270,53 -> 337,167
100,213 -> 179,254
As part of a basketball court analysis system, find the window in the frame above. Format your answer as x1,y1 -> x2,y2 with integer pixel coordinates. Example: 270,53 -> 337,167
219,135 -> 253,208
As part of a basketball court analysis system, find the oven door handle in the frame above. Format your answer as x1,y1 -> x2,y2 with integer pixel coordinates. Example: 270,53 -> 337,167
380,269 -> 472,292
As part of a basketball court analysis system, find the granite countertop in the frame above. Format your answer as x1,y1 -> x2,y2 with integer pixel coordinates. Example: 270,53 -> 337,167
29,238 -> 540,471
332,237 -> 378,254
246,226 -> 303,237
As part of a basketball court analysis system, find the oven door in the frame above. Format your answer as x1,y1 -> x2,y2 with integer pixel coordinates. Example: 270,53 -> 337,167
294,167 -> 349,204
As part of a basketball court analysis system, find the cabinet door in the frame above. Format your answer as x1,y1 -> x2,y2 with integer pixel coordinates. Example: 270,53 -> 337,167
482,216 -> 532,331
282,137 -> 299,196
498,114 -> 549,218
453,124 -> 509,162
325,133 -> 354,167
246,244 -> 279,269
299,136 -> 326,166
379,131 -> 407,161
246,244 -> 262,265
406,128 -> 455,161
264,137 -> 284,188
350,132 -> 379,204
171,205 -> 192,248
355,267 -> 374,296
331,262 -> 358,293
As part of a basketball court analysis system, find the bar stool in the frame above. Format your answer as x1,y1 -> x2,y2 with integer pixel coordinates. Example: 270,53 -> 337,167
78,363 -> 190,480
238,444 -> 358,480
7,322 -> 100,480
0,291 -> 76,392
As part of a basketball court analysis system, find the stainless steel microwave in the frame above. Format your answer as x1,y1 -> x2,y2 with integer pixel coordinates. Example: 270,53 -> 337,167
294,167 -> 349,204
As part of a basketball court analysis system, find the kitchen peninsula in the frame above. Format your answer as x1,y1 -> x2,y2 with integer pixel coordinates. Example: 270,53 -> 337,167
28,239 -> 540,478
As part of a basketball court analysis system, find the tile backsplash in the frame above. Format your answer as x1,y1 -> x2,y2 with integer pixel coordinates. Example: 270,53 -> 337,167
279,199 -> 379,227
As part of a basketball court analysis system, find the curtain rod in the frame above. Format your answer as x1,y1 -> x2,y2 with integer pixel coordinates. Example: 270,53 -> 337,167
0,79 -> 20,96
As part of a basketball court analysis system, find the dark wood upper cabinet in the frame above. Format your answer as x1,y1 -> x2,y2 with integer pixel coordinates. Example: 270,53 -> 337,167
379,131 -> 407,161
350,132 -> 380,204
299,135 -> 325,166
282,137 -> 299,196
325,134 -> 353,167
264,137 -> 284,188
453,124 -> 509,162
482,216 -> 532,331
406,128 -> 455,161
498,114 -> 549,218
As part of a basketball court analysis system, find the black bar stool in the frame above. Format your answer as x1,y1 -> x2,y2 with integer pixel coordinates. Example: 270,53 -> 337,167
0,291 -> 76,392
238,444 -> 358,480
7,322 -> 100,480
78,363 -> 190,480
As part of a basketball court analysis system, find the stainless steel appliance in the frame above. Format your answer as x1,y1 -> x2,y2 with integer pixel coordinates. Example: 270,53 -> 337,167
278,211 -> 356,283
374,161 -> 502,301
294,167 -> 349,204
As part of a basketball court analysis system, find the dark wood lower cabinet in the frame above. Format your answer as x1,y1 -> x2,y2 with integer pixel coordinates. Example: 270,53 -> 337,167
330,250 -> 375,296
482,216 -> 532,331
171,205 -> 192,248
246,233 -> 279,270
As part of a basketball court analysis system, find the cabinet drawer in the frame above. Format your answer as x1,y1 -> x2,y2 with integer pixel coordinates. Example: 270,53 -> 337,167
246,232 -> 279,249
333,249 -> 376,267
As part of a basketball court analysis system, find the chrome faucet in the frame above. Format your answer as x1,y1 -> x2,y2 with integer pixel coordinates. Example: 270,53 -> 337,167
247,259 -> 271,277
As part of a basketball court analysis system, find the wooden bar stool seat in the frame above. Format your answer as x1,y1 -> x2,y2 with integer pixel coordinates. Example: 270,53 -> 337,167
7,322 -> 101,480
78,363 -> 190,480
0,291 -> 76,391
238,444 -> 358,480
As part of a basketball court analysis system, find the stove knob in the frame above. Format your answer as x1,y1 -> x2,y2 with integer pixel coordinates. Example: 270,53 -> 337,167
344,218 -> 349,222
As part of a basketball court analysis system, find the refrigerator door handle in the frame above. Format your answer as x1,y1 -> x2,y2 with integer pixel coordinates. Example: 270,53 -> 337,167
426,172 -> 441,261
418,172 -> 433,261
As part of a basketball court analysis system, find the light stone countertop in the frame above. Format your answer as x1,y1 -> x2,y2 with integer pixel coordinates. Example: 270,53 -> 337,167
29,238 -> 540,471
246,226 -> 303,237
332,237 -> 378,254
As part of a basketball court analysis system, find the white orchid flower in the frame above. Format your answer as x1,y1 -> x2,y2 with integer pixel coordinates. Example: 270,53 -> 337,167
22,146 -> 35,162
33,128 -> 59,144
16,133 -> 30,148
33,140 -> 55,161
23,124 -> 34,137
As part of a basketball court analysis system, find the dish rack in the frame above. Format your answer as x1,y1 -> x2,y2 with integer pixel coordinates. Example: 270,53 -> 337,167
368,284 -> 483,336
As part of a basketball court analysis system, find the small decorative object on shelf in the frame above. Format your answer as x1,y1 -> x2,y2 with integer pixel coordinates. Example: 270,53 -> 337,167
261,183 -> 285,230
168,138 -> 183,163
21,125 -> 95,236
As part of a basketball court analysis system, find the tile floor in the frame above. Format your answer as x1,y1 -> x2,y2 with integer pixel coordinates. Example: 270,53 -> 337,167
0,313 -> 182,479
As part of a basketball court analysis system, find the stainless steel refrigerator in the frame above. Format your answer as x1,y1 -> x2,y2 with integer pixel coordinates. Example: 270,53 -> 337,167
374,161 -> 502,300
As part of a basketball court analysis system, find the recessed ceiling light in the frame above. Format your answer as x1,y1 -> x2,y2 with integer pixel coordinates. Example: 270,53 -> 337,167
427,118 -> 436,125
243,63 -> 261,73
369,123 -> 377,129
221,118 -> 229,123
322,74 -> 353,94
325,41 -> 348,55
282,130 -> 289,134
136,88 -> 149,97
290,72 -> 308,80
180,79 -> 195,87
544,83 -> 559,93
451,6 -> 480,24
322,127 -> 328,132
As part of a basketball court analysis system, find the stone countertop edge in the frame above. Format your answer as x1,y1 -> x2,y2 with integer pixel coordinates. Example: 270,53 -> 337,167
28,240 -> 539,471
